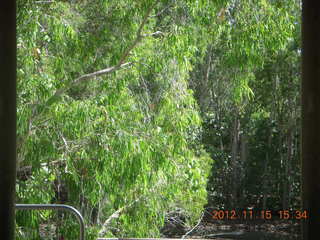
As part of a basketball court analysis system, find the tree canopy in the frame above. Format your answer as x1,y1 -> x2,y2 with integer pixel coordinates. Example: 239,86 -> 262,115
17,0 -> 301,239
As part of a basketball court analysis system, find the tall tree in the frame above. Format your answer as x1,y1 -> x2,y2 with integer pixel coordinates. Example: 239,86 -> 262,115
16,1 -> 215,238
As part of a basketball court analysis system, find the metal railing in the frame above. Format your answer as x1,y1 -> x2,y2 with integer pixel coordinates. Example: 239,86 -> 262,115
15,204 -> 85,240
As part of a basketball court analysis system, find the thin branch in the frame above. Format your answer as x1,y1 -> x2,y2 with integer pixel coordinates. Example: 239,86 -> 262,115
58,131 -> 70,152
35,0 -> 55,3
142,31 -> 164,37
181,212 -> 204,239
117,0 -> 159,65
48,61 -> 133,104
151,3 -> 173,18
98,175 -> 167,237
98,199 -> 139,237
40,160 -> 65,167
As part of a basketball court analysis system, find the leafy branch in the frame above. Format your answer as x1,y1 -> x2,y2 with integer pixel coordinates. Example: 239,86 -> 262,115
98,199 -> 139,237
98,175 -> 166,237
17,0 -> 160,161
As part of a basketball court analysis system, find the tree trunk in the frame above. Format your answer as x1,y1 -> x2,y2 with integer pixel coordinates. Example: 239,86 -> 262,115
198,46 -> 212,112
282,128 -> 293,210
231,113 -> 240,207
239,132 -> 248,206
262,131 -> 272,210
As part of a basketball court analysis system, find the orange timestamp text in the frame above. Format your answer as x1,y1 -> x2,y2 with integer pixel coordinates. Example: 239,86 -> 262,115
211,209 -> 308,220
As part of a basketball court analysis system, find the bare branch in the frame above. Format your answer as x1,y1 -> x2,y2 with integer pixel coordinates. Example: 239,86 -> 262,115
117,0 -> 159,65
49,62 -> 133,103
58,131 -> 70,152
35,0 -> 55,3
98,199 -> 139,237
40,160 -> 65,167
98,174 -> 167,237
142,31 -> 164,37
181,212 -> 204,239
74,62 -> 132,85
151,3 -> 173,18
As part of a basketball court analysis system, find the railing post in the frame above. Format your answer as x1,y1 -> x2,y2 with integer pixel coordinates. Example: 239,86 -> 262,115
16,204 -> 85,240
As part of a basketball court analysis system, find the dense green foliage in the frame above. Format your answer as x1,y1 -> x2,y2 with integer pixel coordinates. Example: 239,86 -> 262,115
17,0 -> 218,238
190,0 -> 301,210
17,0 -> 301,239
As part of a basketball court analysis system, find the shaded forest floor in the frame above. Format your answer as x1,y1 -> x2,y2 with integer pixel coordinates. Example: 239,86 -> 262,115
161,211 -> 301,239
189,220 -> 300,239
